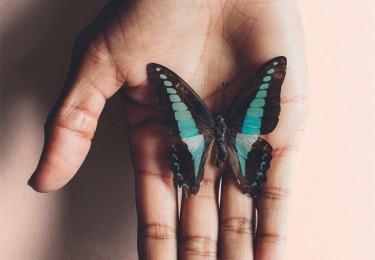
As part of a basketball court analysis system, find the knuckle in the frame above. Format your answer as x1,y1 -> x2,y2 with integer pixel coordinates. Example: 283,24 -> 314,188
181,235 -> 217,257
136,170 -> 174,186
280,95 -> 309,105
138,223 -> 176,240
220,217 -> 254,235
52,105 -> 98,140
192,178 -> 219,199
201,178 -> 218,189
272,145 -> 299,158
261,186 -> 292,202
257,231 -> 287,244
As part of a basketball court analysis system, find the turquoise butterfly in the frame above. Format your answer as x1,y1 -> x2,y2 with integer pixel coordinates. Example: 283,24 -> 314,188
147,57 -> 287,198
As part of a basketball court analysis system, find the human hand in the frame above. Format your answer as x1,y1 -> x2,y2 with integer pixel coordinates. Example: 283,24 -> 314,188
28,0 -> 308,259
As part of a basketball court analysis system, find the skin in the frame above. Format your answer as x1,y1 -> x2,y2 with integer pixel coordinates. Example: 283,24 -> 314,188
28,0 -> 308,259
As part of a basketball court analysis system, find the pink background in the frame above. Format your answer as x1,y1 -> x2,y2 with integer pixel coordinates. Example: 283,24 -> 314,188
1,0 -> 374,259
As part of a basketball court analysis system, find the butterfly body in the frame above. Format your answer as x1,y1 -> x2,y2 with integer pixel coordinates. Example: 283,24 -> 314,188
147,57 -> 287,198
213,115 -> 228,168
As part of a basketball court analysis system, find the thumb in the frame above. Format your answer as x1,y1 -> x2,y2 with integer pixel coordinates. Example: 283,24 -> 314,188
28,31 -> 123,192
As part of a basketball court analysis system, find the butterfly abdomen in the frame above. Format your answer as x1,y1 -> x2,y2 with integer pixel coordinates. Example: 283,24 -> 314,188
214,116 -> 228,167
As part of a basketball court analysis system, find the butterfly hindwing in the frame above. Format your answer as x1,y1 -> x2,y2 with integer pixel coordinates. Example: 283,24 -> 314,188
147,63 -> 215,197
227,57 -> 287,197
240,137 -> 272,197
169,137 -> 213,197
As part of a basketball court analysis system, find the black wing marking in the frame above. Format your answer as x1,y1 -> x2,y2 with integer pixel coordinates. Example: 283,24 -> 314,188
147,63 -> 215,136
169,136 -> 214,197
227,137 -> 272,197
226,56 -> 287,197
244,137 -> 272,197
147,63 -> 215,197
226,56 -> 287,134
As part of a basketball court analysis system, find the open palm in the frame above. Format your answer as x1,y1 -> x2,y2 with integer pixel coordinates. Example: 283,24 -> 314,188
29,0 -> 308,259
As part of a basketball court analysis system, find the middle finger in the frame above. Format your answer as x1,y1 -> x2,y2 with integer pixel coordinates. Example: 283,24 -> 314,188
179,162 -> 221,259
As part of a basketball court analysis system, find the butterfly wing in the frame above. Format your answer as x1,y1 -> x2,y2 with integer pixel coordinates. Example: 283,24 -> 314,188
147,63 -> 215,197
226,56 -> 287,197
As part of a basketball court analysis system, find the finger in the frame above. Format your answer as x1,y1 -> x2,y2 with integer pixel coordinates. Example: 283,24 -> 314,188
128,123 -> 178,259
254,51 -> 308,260
219,172 -> 255,260
232,0 -> 308,257
179,162 -> 220,259
28,33 -> 122,192
254,150 -> 295,260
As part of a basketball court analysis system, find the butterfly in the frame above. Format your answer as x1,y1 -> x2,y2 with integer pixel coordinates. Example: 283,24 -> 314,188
147,56 -> 287,198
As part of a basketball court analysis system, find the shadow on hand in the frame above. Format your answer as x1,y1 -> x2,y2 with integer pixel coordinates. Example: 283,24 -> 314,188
1,0 -> 137,258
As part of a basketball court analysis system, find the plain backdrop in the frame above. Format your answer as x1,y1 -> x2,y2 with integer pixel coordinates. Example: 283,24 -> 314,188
1,0 -> 374,259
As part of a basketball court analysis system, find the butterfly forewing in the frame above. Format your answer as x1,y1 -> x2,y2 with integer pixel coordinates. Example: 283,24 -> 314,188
147,63 -> 215,132
147,63 -> 215,197
227,56 -> 286,133
227,56 -> 287,197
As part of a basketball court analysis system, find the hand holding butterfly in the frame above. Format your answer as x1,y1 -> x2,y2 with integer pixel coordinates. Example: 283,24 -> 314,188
28,0 -> 308,259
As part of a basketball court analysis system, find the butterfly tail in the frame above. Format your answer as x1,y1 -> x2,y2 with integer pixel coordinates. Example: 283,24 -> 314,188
229,137 -> 273,198
242,137 -> 273,197
169,140 -> 204,197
